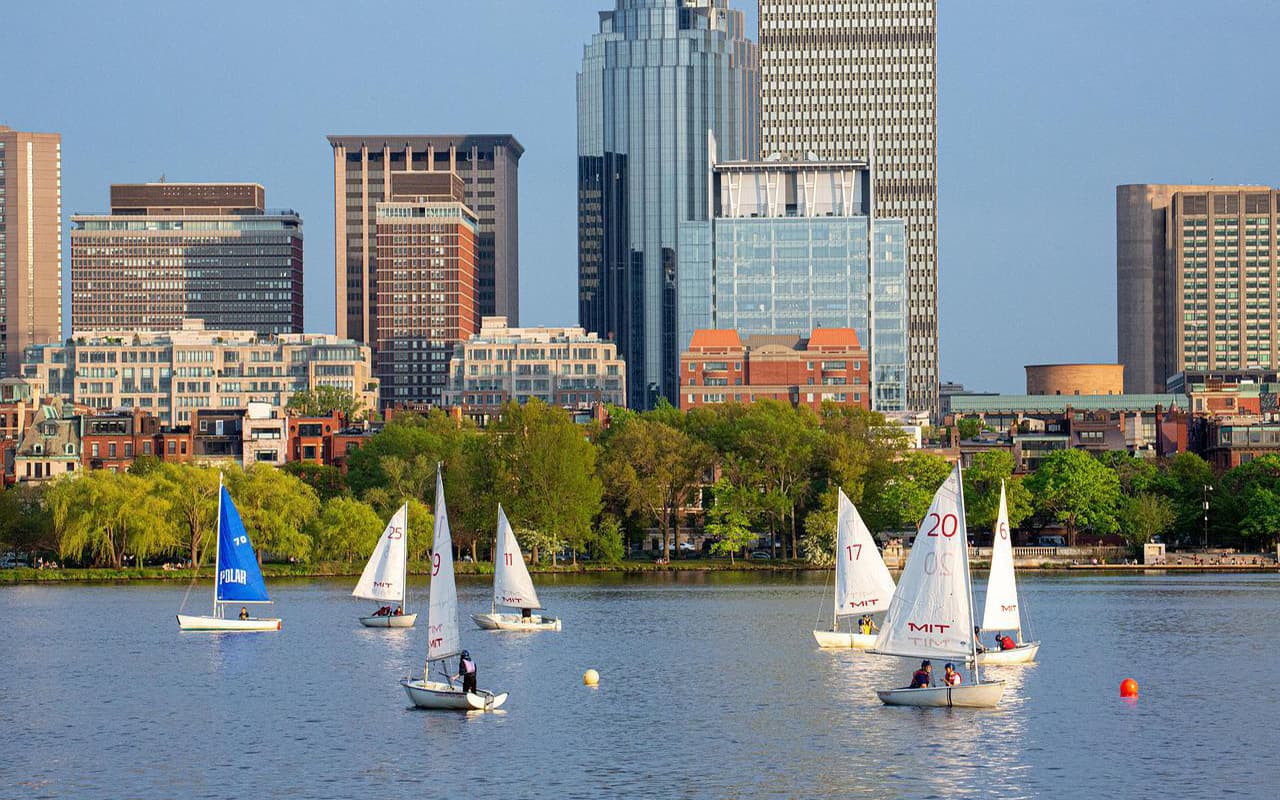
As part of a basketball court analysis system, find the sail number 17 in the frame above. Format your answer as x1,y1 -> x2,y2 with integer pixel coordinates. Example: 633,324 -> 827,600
845,544 -> 862,561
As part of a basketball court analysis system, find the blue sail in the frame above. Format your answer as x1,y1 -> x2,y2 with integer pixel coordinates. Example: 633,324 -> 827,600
215,486 -> 270,603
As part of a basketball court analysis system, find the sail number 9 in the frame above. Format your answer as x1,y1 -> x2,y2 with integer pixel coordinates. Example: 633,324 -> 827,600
431,553 -> 441,577
924,512 -> 959,538
845,543 -> 862,561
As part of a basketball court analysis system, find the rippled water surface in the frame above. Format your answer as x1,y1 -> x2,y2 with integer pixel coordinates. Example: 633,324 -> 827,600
1,571 -> 1278,798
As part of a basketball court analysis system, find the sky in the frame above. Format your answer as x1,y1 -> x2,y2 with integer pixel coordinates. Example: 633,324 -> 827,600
3,0 -> 1278,394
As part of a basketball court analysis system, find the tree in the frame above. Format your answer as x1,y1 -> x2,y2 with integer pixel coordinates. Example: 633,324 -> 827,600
592,515 -> 625,563
154,463 -> 220,567
963,450 -> 1032,533
224,464 -> 319,563
344,411 -> 475,500
704,479 -> 757,564
1024,449 -> 1121,544
281,461 -> 347,501
800,488 -> 839,566
1097,451 -> 1158,495
48,471 -> 177,568
1151,452 -> 1215,545
863,451 -> 953,533
286,385 -> 365,421
1217,455 -> 1280,549
1118,492 -> 1175,550
956,416 -> 983,441
0,483 -> 53,556
309,497 -> 384,561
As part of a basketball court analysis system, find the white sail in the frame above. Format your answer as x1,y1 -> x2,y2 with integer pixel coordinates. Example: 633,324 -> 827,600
834,489 -> 896,616
872,465 -> 976,661
352,504 -> 409,603
493,504 -> 541,610
981,481 -> 1022,632
427,469 -> 461,663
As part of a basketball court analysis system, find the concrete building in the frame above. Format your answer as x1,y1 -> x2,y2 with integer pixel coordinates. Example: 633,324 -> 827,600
328,134 -> 521,344
758,1 -> 939,412
21,320 -> 377,427
1117,184 -> 1279,392
0,126 -> 63,376
70,183 -> 303,336
241,403 -> 287,466
1025,364 -> 1124,396
677,156 -> 907,410
14,410 -> 80,483
444,316 -> 625,421
373,173 -> 478,409
577,0 -> 759,409
679,328 -> 870,411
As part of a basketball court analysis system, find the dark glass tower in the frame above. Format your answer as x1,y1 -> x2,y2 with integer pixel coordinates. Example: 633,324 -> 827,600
577,0 -> 759,408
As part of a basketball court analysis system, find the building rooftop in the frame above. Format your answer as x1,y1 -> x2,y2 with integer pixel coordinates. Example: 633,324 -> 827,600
326,134 -> 524,159
950,394 -> 1184,414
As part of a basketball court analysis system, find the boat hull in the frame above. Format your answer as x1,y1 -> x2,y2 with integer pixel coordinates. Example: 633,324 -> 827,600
877,680 -> 1005,708
359,613 -> 418,628
401,679 -> 507,711
471,612 -> 561,632
977,642 -> 1040,666
176,614 -> 280,632
812,629 -> 878,649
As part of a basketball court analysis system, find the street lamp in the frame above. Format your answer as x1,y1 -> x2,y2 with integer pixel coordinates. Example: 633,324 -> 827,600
1203,484 -> 1214,550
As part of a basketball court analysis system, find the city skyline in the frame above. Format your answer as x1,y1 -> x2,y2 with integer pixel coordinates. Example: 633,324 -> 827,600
3,0 -> 1279,393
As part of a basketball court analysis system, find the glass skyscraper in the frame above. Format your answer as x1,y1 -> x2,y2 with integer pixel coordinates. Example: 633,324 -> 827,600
577,0 -> 759,408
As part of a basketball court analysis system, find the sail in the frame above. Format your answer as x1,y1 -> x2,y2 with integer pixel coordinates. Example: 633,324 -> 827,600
493,504 -> 541,610
981,481 -> 1022,632
215,485 -> 270,603
834,489 -> 896,616
426,469 -> 461,663
872,465 -> 975,661
352,504 -> 408,603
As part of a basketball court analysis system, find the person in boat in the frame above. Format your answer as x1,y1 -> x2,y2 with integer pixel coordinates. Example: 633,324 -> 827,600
998,633 -> 1017,651
908,660 -> 932,689
458,650 -> 478,694
974,627 -> 986,653
393,606 -> 403,616
943,663 -> 962,686
858,615 -> 877,635
521,608 -> 533,623
238,606 -> 249,620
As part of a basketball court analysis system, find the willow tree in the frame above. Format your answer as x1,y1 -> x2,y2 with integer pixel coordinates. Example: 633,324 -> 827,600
49,470 -> 176,568
309,496 -> 385,561
224,463 -> 319,564
154,463 -> 220,567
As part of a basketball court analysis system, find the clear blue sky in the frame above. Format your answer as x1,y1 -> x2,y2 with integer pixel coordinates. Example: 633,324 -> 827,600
3,1 -> 1277,393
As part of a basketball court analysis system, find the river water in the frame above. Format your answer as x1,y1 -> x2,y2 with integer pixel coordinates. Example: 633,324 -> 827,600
1,571 -> 1276,799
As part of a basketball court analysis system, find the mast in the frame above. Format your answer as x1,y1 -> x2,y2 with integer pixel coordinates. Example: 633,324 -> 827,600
958,461 -> 981,684
213,472 -> 222,618
401,503 -> 408,611
831,534 -> 839,631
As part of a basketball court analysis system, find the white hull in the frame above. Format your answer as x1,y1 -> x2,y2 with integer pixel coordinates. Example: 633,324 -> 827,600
812,629 -> 878,649
401,679 -> 507,711
471,612 -> 561,632
176,614 -> 280,632
359,613 -> 418,628
977,642 -> 1040,666
877,680 -> 1005,708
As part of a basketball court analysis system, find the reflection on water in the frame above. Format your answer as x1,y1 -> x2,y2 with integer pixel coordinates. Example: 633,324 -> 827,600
1,572 -> 1277,798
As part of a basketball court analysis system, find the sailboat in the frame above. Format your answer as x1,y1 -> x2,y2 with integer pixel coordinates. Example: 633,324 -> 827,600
471,504 -> 561,632
354,504 -> 417,628
977,481 -> 1040,665
812,489 -> 896,648
176,479 -> 281,632
871,465 -> 1005,708
401,466 -> 508,711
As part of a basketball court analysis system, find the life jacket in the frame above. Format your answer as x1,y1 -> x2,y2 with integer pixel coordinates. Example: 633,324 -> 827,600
945,672 -> 961,686
461,658 -> 476,675
1000,635 -> 1016,650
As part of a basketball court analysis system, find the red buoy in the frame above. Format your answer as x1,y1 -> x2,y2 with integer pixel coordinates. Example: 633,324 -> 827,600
1120,678 -> 1139,698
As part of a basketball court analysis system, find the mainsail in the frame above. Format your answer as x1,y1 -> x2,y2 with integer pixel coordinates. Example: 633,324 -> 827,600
872,465 -> 976,661
353,504 -> 409,604
426,468 -> 461,664
493,504 -> 540,610
215,485 -> 270,604
834,489 -> 896,617
981,481 -> 1022,632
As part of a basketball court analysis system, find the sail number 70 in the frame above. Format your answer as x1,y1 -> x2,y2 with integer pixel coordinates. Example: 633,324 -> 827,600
924,512 -> 959,538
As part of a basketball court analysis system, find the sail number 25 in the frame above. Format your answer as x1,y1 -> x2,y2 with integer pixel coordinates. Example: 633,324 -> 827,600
924,512 -> 959,538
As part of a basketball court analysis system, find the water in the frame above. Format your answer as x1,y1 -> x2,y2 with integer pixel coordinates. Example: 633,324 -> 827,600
1,571 -> 1277,799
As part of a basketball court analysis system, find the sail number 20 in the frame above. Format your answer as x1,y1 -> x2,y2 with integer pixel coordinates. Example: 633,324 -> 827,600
924,512 -> 959,538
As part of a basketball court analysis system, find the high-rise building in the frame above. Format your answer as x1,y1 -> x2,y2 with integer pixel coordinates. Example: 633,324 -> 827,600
677,156 -> 908,411
1117,184 -> 1279,392
70,183 -> 303,336
577,0 -> 759,409
0,126 -> 62,376
758,0 -> 938,412
373,172 -> 478,409
327,135 -> 522,347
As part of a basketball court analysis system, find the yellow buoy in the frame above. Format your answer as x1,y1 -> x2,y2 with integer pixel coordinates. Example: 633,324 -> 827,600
583,668 -> 600,686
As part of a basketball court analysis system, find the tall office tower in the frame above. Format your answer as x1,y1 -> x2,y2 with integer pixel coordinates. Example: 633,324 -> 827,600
70,183 -> 303,336
577,0 -> 759,409
327,135 -> 521,349
373,172 -> 478,409
1117,184 -> 1279,393
758,0 -> 938,413
0,126 -> 62,376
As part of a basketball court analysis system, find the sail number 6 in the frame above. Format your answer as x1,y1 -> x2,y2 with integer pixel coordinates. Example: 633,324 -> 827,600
924,512 -> 959,538
998,521 -> 1009,540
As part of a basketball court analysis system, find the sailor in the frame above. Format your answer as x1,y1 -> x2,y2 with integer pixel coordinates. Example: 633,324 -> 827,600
238,606 -> 249,620
998,633 -> 1017,651
393,606 -> 403,616
974,626 -> 987,653
858,615 -> 877,636
943,663 -> 962,686
458,650 -> 478,694
908,660 -> 932,689
521,607 -> 533,623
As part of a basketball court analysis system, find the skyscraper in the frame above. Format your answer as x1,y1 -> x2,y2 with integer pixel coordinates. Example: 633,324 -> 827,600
758,0 -> 938,413
327,134 -> 522,349
70,183 -> 303,336
577,0 -> 759,408
0,126 -> 62,376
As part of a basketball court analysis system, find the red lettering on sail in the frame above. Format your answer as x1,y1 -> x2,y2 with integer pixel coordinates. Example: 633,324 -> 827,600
908,622 -> 950,633
846,543 -> 861,561
1001,604 -> 1017,612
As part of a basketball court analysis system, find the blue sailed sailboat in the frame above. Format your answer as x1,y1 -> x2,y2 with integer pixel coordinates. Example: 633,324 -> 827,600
177,478 -> 281,632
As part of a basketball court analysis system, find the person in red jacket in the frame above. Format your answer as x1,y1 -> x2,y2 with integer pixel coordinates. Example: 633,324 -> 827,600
943,663 -> 962,686
998,633 -> 1017,650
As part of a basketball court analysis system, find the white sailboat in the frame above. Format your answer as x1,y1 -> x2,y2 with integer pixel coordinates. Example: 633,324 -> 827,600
354,504 -> 417,628
401,466 -> 508,711
471,504 -> 561,632
813,489 -> 896,648
176,478 -> 281,632
871,465 -> 1005,708
977,481 -> 1040,665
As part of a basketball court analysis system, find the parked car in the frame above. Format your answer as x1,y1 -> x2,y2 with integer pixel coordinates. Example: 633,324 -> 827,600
749,550 -> 772,560
1031,535 -> 1066,547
